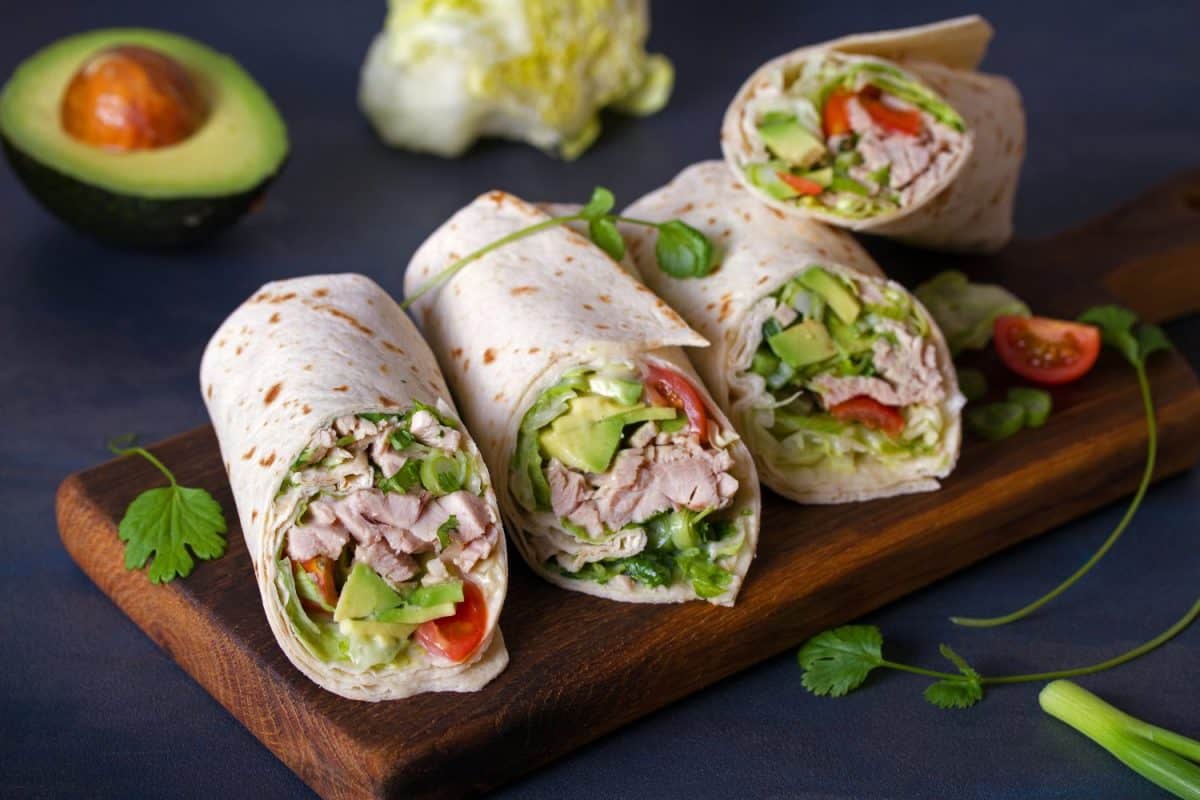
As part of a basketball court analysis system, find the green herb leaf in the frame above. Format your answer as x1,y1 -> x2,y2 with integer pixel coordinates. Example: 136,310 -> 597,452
377,461 -> 422,494
923,677 -> 984,709
1078,305 -> 1139,366
389,428 -> 414,451
797,625 -> 884,697
110,442 -> 227,584
1136,324 -> 1172,362
436,515 -> 458,549
588,216 -> 626,261
655,220 -> 716,279
938,643 -> 981,681
580,186 -> 615,220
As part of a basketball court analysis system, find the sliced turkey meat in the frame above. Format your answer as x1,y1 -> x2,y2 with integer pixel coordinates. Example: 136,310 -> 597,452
811,319 -> 944,409
846,95 -> 963,206
547,433 -> 739,540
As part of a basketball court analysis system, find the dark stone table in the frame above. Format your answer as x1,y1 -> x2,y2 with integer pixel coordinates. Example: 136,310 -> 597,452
2,1 -> 1196,797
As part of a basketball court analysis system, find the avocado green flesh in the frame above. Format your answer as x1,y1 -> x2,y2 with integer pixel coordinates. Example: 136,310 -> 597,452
539,394 -> 678,474
0,28 -> 288,198
799,268 -> 861,324
334,562 -> 403,622
768,319 -> 838,367
757,115 -> 825,169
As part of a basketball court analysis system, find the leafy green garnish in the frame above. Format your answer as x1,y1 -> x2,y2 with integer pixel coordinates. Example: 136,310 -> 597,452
389,428 -> 414,451
914,270 -> 1030,356
436,515 -> 458,549
109,438 -> 227,584
401,186 -> 716,308
377,461 -> 422,494
952,305 -> 1171,628
799,596 -> 1199,709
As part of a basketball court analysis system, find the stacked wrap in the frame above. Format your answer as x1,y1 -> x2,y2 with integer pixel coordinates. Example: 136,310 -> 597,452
721,15 -> 1024,253
200,273 -> 507,700
404,191 -> 760,605
623,161 -> 963,503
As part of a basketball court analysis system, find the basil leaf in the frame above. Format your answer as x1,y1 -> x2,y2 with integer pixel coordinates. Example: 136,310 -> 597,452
655,220 -> 715,279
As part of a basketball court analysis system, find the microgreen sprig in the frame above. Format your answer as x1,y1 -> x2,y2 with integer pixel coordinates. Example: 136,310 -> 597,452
951,305 -> 1172,627
401,187 -> 715,309
800,595 -> 1199,709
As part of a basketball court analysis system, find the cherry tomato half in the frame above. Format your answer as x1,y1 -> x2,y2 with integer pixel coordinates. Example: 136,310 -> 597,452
822,89 -> 854,137
416,580 -> 488,664
777,172 -> 825,196
829,395 -> 906,437
644,364 -> 710,444
993,316 -> 1101,385
297,556 -> 339,610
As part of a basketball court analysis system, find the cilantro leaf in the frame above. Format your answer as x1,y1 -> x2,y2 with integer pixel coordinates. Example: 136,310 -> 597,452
436,515 -> 459,549
588,216 -> 626,261
111,442 -> 227,584
1078,305 -> 1139,365
924,677 -> 983,709
938,643 -> 981,682
797,625 -> 884,697
1136,323 -> 1172,361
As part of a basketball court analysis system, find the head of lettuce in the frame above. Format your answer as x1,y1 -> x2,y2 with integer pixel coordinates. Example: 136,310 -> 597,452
359,0 -> 674,160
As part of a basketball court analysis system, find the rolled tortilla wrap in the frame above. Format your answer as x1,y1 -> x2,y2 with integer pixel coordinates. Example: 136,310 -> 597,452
622,161 -> 964,503
404,191 -> 760,606
721,15 -> 1024,253
200,273 -> 507,701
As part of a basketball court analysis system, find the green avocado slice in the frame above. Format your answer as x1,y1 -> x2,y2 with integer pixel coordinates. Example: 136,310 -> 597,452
768,319 -> 838,368
0,28 -> 288,246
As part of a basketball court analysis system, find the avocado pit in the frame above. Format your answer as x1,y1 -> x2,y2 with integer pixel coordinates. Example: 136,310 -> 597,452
60,44 -> 208,151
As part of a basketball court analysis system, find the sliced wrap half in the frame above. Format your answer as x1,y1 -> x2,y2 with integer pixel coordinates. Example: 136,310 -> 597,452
721,15 -> 1024,253
623,161 -> 964,503
404,192 -> 760,606
200,273 -> 507,701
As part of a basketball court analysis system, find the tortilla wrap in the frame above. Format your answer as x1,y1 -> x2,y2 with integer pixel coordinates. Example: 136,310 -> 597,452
622,161 -> 964,503
404,191 -> 760,605
721,15 -> 1024,253
200,273 -> 507,701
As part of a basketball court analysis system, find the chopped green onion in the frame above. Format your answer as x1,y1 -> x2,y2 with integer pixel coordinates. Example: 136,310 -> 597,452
966,401 -> 1025,441
1008,387 -> 1053,428
956,368 -> 988,403
420,452 -> 465,495
751,349 -> 780,377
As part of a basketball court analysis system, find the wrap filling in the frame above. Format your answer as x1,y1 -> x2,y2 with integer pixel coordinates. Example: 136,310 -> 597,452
736,266 -> 950,471
740,54 -> 966,219
273,404 -> 498,671
511,363 -> 748,599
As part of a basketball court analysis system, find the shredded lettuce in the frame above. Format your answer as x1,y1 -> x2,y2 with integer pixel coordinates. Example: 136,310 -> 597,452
362,0 -> 673,159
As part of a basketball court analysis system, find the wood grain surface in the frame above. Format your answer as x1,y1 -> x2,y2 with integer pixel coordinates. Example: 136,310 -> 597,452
57,171 -> 1200,799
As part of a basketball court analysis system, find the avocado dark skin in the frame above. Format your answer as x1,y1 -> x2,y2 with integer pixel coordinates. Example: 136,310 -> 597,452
2,138 -> 282,248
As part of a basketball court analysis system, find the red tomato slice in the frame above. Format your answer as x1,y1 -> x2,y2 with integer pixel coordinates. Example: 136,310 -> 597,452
777,171 -> 825,196
830,395 -> 906,437
416,580 -> 487,664
994,316 -> 1101,385
823,89 -> 854,137
644,364 -> 710,444
297,556 -> 338,610
859,92 -> 923,136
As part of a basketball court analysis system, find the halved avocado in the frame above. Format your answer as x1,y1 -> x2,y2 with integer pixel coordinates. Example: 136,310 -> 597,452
0,28 -> 288,247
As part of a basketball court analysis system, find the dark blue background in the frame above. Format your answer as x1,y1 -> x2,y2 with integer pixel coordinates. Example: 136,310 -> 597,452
3,2 -> 1198,797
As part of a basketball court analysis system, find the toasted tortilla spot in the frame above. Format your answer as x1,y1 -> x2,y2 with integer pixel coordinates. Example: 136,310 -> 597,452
314,304 -> 374,337
235,345 -> 244,356
302,404 -> 312,415
596,323 -> 610,330
303,364 -> 314,372
451,347 -> 463,359
379,363 -> 389,374
378,395 -> 398,407
269,312 -> 281,323
269,292 -> 297,304
511,286 -> 538,296
598,294 -> 611,304
582,303 -> 594,311
757,275 -> 770,285
332,385 -> 349,392
528,347 -> 540,354
463,358 -> 470,372
264,383 -> 282,405
206,384 -> 213,399
241,446 -> 256,460
718,294 -> 733,322
251,510 -> 258,522
382,341 -> 404,354
313,288 -> 328,298
483,348 -> 497,364
494,391 -> 505,402
259,452 -> 276,467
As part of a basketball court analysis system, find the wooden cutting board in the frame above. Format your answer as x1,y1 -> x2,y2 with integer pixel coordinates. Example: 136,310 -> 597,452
57,170 -> 1200,799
